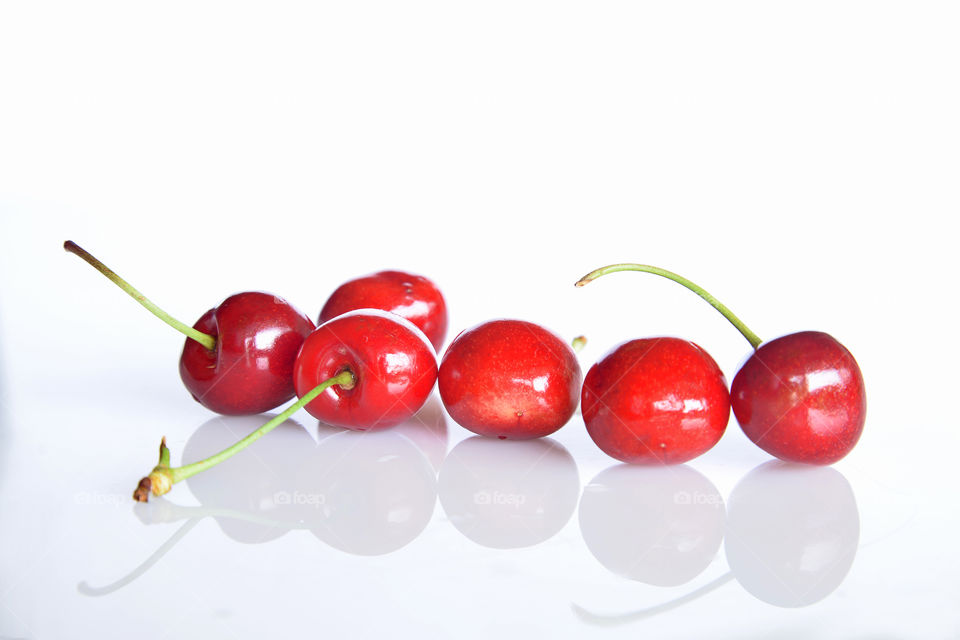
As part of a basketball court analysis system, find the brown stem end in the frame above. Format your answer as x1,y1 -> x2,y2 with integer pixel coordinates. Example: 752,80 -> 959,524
133,477 -> 153,502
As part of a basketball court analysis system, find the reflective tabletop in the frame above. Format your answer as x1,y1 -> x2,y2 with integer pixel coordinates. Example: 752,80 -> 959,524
0,377 -> 951,639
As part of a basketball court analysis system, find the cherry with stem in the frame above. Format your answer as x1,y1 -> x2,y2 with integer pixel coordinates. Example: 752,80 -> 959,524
64,240 -> 316,415
576,263 -> 866,465
133,308 -> 440,500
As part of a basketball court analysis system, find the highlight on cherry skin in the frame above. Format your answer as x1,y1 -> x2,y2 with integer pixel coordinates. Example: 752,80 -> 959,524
319,270 -> 448,352
576,263 -> 866,465
438,319 -> 582,440
581,337 -> 730,465
133,310 -> 439,502
63,241 -> 315,415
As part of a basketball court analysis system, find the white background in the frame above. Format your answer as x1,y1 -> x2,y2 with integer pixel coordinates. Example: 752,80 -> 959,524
1,1 -> 958,638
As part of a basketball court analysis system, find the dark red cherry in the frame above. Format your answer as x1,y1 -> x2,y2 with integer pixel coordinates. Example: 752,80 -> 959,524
581,337 -> 730,464
319,270 -> 448,352
64,241 -> 313,416
180,292 -> 315,415
294,310 -> 438,431
731,332 -> 865,465
438,319 -> 582,440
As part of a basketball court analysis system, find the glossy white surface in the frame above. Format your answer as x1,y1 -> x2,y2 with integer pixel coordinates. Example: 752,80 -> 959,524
1,1 -> 958,637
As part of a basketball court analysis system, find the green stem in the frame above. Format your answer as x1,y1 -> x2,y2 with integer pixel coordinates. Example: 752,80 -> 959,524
63,240 -> 217,351
133,370 -> 356,502
575,263 -> 763,349
571,335 -> 587,353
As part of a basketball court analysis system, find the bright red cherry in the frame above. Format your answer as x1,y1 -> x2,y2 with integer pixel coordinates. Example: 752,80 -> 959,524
134,310 -> 438,502
577,264 -> 866,465
64,241 -> 314,415
581,338 -> 730,464
179,292 -> 315,415
294,310 -> 439,431
438,319 -> 582,440
319,270 -> 448,352
731,331 -> 865,464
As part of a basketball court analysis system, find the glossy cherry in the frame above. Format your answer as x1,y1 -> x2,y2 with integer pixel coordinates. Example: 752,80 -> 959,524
64,241 -> 314,415
438,319 -> 582,440
319,270 -> 448,352
577,264 -> 866,464
294,309 -> 438,431
731,331 -> 865,465
179,292 -> 315,415
581,338 -> 730,464
134,310 -> 439,501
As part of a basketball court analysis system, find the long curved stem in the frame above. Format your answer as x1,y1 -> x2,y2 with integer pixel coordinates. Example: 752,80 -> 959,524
63,240 -> 217,350
576,263 -> 763,349
133,370 -> 356,502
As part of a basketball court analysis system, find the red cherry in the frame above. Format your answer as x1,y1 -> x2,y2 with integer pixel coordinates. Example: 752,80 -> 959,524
577,264 -> 867,465
438,319 -> 582,440
319,270 -> 448,352
294,310 -> 439,431
581,338 -> 730,464
64,241 -> 314,416
731,331 -> 865,465
179,292 -> 315,415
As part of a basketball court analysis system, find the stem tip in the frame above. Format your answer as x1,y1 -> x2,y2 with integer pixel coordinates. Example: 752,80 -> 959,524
572,335 -> 587,353
158,437 -> 171,467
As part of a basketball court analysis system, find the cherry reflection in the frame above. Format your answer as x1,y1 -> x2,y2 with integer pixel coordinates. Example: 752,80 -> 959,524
725,460 -> 859,607
579,464 -> 725,587
438,436 -> 579,548
300,427 -> 437,555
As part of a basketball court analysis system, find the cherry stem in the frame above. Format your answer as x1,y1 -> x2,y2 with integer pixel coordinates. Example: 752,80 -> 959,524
575,263 -> 763,349
571,335 -> 587,353
133,370 -> 356,502
63,240 -> 217,351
